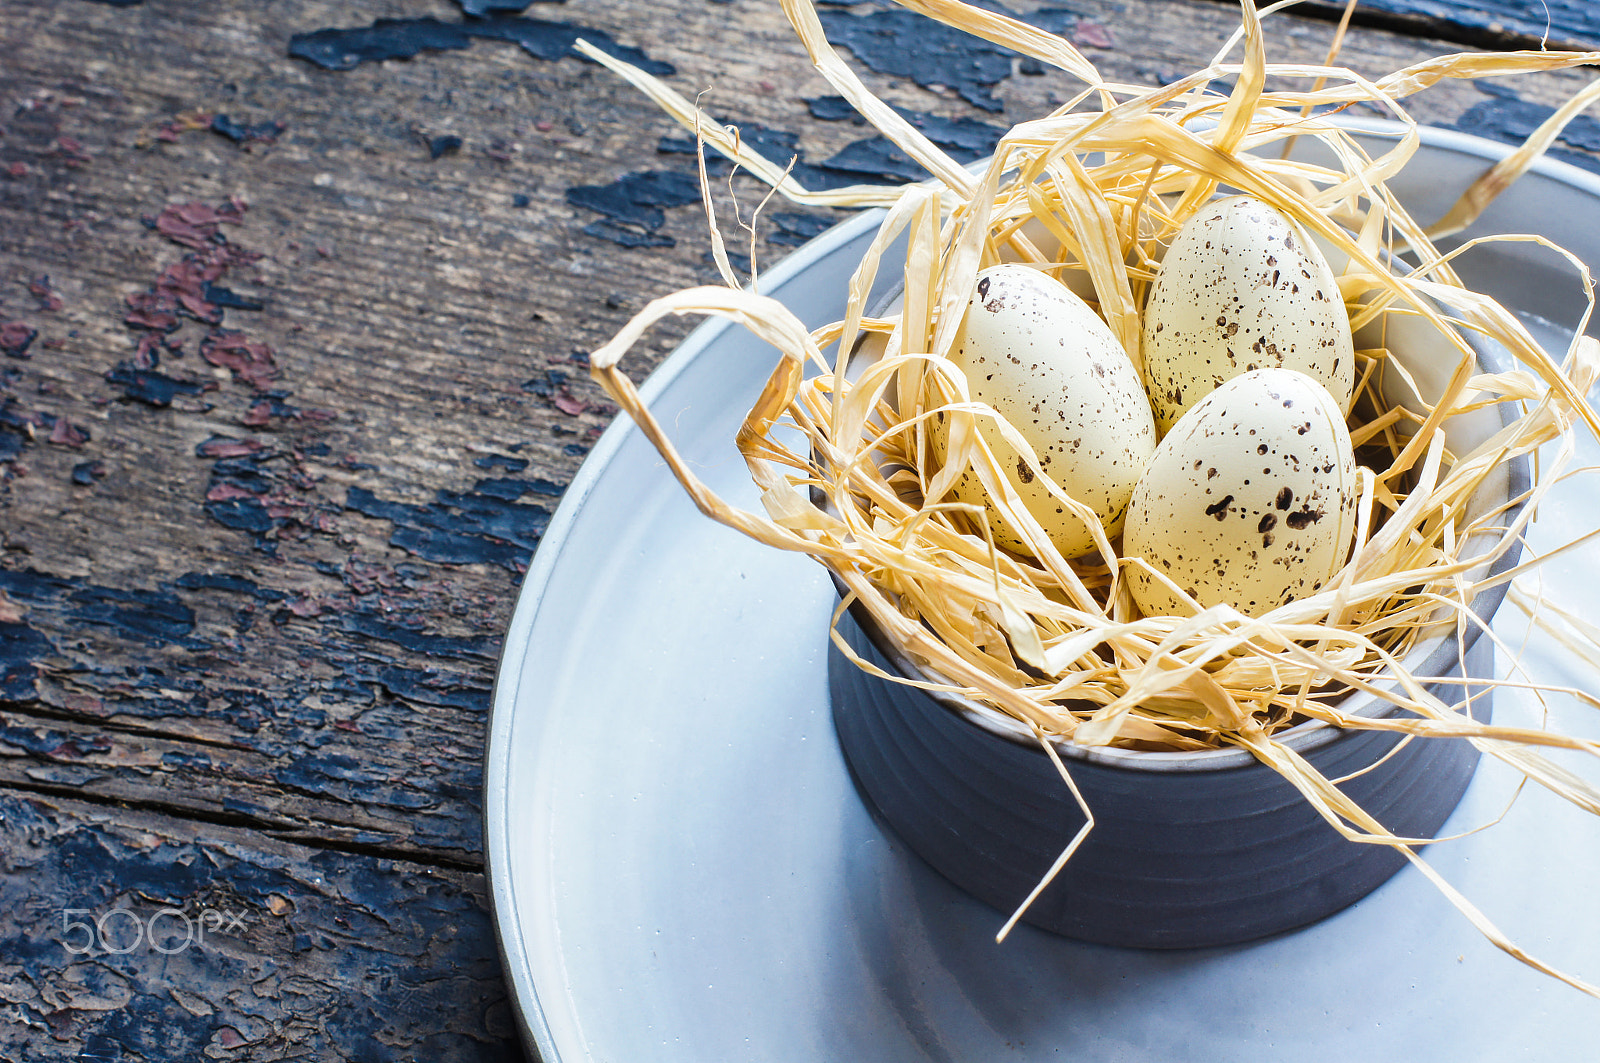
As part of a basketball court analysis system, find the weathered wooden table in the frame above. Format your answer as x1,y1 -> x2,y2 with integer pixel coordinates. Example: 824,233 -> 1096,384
1,1 -> 1596,1059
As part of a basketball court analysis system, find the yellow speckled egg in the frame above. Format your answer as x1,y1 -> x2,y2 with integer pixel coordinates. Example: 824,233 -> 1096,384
935,264 -> 1157,560
1142,196 -> 1355,435
1123,368 -> 1357,618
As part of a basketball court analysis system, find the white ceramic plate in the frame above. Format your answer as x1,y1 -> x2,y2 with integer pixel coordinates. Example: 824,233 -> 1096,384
485,124 -> 1600,1062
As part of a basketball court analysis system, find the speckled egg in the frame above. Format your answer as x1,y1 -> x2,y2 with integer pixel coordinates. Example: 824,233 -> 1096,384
1142,196 -> 1355,435
936,264 -> 1157,559
1123,368 -> 1357,618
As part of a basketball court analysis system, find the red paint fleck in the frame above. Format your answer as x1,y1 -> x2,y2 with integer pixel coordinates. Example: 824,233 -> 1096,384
534,120 -> 554,132
157,256 -> 226,323
46,734 -> 110,759
0,321 -> 37,357
200,330 -> 277,389
197,437 -> 265,459
53,136 -> 91,167
242,401 -> 273,426
48,419 -> 88,448
1072,19 -> 1114,49
28,275 -> 62,311
133,332 -> 163,369
206,483 -> 257,503
287,596 -> 323,618
214,1027 -> 247,1049
552,393 -> 587,416
6,162 -> 27,178
334,720 -> 360,732
151,200 -> 245,249
125,291 -> 180,332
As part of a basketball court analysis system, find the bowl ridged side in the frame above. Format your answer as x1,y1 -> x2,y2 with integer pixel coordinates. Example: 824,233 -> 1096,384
831,609 -> 1491,948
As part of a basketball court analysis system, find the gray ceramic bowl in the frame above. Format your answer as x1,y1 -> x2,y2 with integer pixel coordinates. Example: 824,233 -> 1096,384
829,283 -> 1530,949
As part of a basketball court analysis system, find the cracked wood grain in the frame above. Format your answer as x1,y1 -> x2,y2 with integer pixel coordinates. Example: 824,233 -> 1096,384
0,0 -> 1595,1059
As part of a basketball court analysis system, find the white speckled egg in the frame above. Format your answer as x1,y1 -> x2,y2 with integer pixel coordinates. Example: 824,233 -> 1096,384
1142,196 -> 1355,435
1123,368 -> 1357,618
935,264 -> 1157,559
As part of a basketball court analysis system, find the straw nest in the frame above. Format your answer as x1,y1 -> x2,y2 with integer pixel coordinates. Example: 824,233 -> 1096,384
578,1 -> 1600,993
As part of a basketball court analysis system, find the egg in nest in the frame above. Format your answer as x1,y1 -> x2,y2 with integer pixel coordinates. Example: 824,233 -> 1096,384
1123,367 -> 1358,618
934,264 -> 1157,560
1141,195 -> 1356,436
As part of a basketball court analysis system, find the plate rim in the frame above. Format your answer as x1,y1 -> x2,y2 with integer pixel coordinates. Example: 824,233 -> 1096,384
481,119 -> 1600,1062
483,202 -> 889,1061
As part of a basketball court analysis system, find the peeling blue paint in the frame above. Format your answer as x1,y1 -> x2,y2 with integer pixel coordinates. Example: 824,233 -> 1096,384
0,796 -> 519,1060
288,15 -> 673,77
0,622 -> 53,700
345,485 -> 550,572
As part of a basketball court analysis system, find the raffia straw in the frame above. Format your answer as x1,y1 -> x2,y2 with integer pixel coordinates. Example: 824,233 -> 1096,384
1279,0 -> 1361,161
1430,76 -> 1600,237
578,0 -> 1600,997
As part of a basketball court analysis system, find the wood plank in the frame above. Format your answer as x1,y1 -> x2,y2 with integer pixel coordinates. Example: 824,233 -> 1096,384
1,0 -> 1595,862
0,791 -> 519,1060
0,1 -> 1597,1054
1283,0 -> 1600,50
